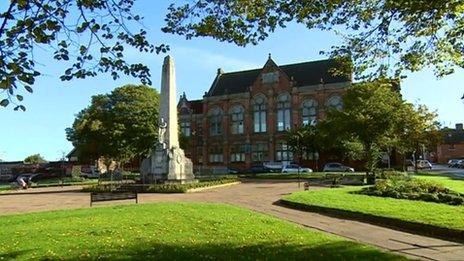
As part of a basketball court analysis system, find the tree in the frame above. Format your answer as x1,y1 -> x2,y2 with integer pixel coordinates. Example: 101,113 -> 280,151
164,1 -> 463,80
24,153 -> 46,164
285,125 -> 320,169
322,80 -> 404,181
394,103 -> 441,170
66,84 -> 159,167
0,0 -> 168,110
321,80 -> 440,180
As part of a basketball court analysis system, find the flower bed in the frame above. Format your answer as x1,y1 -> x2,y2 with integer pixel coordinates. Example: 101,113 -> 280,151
358,175 -> 464,205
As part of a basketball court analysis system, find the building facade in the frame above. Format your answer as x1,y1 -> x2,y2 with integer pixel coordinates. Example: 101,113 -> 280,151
178,56 -> 351,171
437,123 -> 464,163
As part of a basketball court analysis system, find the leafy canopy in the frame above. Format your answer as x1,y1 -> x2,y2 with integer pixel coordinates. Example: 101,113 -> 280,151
164,0 -> 464,79
0,0 -> 168,110
66,84 -> 159,164
320,80 -> 439,172
24,153 -> 47,164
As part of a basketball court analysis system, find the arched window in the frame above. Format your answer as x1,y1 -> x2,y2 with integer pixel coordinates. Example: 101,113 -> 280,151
302,99 -> 318,125
180,107 -> 190,115
209,107 -> 223,136
230,105 -> 244,135
277,93 -> 291,131
253,94 -> 267,133
327,95 -> 343,110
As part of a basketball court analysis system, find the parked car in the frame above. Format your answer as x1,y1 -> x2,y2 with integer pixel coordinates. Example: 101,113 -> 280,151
416,160 -> 433,170
448,159 -> 463,168
281,164 -> 312,174
458,160 -> 464,169
247,165 -> 275,174
80,169 -> 100,179
323,163 -> 355,172
227,168 -> 240,174
15,173 -> 40,185
448,159 -> 459,168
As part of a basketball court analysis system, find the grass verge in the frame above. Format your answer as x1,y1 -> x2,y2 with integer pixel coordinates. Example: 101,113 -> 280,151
414,174 -> 464,193
242,172 -> 365,179
282,187 -> 464,242
82,178 -> 239,193
0,203 -> 404,260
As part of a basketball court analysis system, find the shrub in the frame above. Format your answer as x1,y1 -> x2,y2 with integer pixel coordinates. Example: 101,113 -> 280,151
82,178 -> 239,193
359,175 -> 464,206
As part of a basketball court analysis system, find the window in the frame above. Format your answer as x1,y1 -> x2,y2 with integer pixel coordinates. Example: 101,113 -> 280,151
253,95 -> 267,133
327,95 -> 343,110
230,105 -> 245,135
209,146 -> 223,163
252,143 -> 268,162
209,107 -> 223,136
277,93 -> 291,131
180,121 -> 191,137
262,72 -> 279,84
276,141 -> 293,162
302,99 -> 318,125
180,107 -> 190,115
230,144 -> 246,162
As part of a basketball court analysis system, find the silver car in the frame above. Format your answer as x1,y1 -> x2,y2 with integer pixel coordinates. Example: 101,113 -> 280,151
281,164 -> 312,173
323,163 -> 355,172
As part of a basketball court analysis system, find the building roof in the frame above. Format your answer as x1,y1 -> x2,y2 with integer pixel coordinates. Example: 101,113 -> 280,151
207,58 -> 351,96
444,131 -> 464,144
189,99 -> 204,114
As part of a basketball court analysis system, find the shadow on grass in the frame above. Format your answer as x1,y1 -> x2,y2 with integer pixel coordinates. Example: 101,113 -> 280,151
45,241 -> 404,261
0,249 -> 34,259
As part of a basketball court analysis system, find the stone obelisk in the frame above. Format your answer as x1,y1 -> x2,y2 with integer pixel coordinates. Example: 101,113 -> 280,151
159,56 -> 179,149
140,56 -> 195,183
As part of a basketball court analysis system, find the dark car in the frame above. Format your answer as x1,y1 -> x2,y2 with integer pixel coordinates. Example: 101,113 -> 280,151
247,165 -> 274,174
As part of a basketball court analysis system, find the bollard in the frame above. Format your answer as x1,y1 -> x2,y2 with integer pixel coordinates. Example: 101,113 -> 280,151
304,182 -> 310,191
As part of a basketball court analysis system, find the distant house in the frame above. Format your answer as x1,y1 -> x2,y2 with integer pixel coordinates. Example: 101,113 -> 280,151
437,123 -> 464,163
66,148 -> 79,162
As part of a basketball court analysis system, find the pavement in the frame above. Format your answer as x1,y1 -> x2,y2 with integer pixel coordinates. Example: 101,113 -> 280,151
1,179 -> 463,260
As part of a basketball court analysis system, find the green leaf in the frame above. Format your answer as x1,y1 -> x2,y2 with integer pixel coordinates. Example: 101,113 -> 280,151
24,86 -> 33,93
17,95 -> 24,101
0,99 -> 9,107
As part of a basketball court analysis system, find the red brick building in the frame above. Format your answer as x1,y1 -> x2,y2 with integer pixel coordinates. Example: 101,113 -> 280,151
178,56 -> 351,171
437,123 -> 464,163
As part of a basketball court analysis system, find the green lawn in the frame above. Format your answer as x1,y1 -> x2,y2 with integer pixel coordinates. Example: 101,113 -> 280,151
0,184 -> 11,191
0,203 -> 404,260
30,177 -> 99,188
243,172 -> 365,179
414,174 -> 464,193
283,187 -> 464,232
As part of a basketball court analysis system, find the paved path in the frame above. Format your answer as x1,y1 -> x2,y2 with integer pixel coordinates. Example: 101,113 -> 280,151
1,180 -> 463,260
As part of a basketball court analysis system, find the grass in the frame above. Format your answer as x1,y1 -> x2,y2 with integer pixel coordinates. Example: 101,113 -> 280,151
283,186 -> 464,232
30,177 -> 99,188
0,203 -> 404,260
0,184 -> 11,191
242,172 -> 365,179
413,174 -> 464,193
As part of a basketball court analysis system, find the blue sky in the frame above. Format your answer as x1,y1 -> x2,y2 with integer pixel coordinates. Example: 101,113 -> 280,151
0,1 -> 463,161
